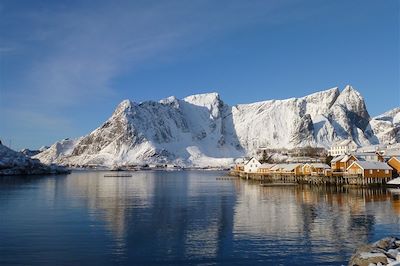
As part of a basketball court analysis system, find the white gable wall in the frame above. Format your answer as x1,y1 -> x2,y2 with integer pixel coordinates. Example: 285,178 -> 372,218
244,158 -> 261,173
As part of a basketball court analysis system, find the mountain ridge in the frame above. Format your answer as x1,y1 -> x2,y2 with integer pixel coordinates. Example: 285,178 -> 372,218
35,85 -> 399,167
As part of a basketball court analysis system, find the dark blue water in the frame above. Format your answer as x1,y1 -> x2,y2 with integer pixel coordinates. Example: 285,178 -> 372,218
0,170 -> 399,265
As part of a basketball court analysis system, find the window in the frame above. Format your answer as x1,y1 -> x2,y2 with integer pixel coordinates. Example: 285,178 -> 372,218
377,169 -> 380,172
369,170 -> 373,174
385,170 -> 389,174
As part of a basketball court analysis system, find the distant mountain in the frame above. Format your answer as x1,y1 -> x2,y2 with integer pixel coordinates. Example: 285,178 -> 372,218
20,146 -> 49,157
0,143 -> 69,175
35,85 -> 399,167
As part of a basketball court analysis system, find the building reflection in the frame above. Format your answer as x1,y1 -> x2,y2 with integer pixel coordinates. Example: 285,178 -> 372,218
31,171 -> 400,264
232,181 -> 398,263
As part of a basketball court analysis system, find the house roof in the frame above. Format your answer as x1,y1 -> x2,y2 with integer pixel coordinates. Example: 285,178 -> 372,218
389,156 -> 400,162
308,163 -> 330,169
271,163 -> 302,171
384,149 -> 400,157
353,152 -> 379,157
244,157 -> 259,166
331,155 -> 345,163
258,163 -> 275,169
347,161 -> 392,171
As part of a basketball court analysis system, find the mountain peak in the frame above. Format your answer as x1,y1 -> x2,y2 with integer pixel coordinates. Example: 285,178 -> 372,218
336,85 -> 364,104
183,92 -> 220,104
113,99 -> 135,116
342,85 -> 361,95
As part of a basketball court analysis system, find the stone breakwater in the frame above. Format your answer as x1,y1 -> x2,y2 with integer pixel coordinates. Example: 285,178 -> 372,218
349,237 -> 400,266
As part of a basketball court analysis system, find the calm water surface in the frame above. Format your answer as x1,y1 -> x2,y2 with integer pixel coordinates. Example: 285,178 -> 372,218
0,170 -> 399,265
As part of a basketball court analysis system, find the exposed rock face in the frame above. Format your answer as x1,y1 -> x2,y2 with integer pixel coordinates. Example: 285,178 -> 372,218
0,144 -> 69,176
349,237 -> 400,266
34,85 -> 399,167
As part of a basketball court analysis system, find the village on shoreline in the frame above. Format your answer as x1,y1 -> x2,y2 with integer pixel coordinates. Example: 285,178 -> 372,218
230,140 -> 400,186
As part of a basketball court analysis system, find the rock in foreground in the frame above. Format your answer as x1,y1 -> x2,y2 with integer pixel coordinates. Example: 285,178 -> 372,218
0,143 -> 70,176
349,237 -> 400,266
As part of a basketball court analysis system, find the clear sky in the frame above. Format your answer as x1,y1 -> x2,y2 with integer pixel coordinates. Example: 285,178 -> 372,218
1,0 -> 399,150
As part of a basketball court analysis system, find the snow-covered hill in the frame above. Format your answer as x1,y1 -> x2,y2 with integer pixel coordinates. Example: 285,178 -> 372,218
0,143 -> 69,175
35,85 -> 399,167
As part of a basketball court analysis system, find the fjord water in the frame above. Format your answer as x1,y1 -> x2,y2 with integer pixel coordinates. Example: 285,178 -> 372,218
0,171 -> 399,265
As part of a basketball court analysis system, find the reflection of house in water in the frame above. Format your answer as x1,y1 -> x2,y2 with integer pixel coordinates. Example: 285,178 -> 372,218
233,181 -> 303,237
231,181 -> 381,263
389,190 -> 400,215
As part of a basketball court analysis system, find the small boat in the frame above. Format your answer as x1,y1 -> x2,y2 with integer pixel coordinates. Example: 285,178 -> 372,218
104,174 -> 132,177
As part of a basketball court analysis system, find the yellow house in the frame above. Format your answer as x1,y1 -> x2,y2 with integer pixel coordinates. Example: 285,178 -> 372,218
302,163 -> 331,176
331,154 -> 358,172
270,163 -> 303,176
346,161 -> 392,183
257,163 -> 276,174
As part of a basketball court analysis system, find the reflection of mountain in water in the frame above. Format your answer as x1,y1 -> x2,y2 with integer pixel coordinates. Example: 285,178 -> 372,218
36,171 -> 400,264
60,170 -> 237,262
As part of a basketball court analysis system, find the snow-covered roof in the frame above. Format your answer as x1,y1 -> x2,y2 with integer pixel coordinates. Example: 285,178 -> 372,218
331,155 -> 345,163
258,163 -> 275,169
271,163 -> 302,171
348,161 -> 392,170
353,152 -> 379,157
384,149 -> 400,157
307,163 -> 330,169
244,157 -> 259,165
339,154 -> 358,162
340,155 -> 350,162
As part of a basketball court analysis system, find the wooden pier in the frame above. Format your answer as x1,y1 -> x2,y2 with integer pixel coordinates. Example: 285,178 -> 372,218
229,170 -> 392,186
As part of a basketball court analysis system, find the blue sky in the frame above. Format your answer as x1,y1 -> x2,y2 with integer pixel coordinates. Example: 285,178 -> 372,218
0,0 -> 399,150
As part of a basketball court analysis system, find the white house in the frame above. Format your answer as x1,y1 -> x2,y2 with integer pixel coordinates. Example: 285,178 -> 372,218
244,157 -> 261,173
329,140 -> 358,156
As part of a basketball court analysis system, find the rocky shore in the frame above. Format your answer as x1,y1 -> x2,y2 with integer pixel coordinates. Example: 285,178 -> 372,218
349,237 -> 400,266
0,143 -> 70,176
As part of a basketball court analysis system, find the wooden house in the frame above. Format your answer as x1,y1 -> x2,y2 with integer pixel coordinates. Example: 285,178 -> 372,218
257,163 -> 276,174
387,156 -> 400,177
346,161 -> 392,183
270,163 -> 303,176
244,157 -> 261,173
302,163 -> 331,176
233,163 -> 245,172
331,154 -> 358,172
329,139 -> 358,156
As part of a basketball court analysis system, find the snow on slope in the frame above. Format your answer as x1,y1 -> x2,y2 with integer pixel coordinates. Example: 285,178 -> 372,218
370,107 -> 400,144
0,143 -> 69,175
35,85 -> 398,167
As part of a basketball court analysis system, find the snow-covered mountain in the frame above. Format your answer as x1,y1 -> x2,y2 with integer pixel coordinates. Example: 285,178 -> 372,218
0,143 -> 69,175
369,107 -> 400,145
35,85 -> 399,167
